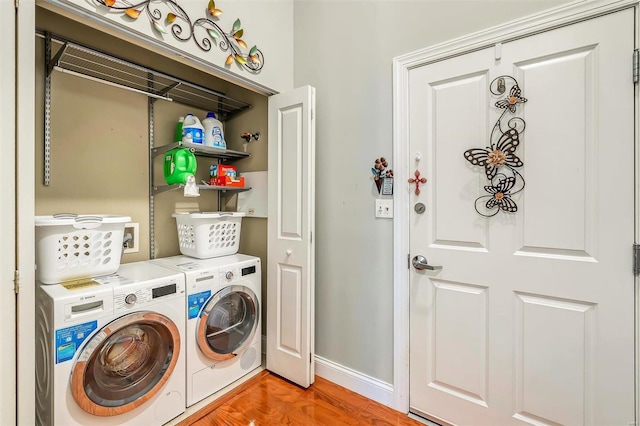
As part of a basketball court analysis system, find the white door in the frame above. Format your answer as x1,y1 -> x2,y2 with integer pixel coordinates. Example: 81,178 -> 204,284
266,85 -> 316,388
409,9 -> 635,425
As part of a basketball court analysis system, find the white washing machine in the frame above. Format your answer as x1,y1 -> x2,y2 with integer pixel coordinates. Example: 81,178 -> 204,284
35,261 -> 186,426
152,254 -> 261,407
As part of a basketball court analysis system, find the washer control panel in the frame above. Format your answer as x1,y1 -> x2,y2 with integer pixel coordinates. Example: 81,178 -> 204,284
221,268 -> 237,283
113,278 -> 185,310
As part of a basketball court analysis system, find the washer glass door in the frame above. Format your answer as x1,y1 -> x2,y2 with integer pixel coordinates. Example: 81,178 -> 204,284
70,311 -> 180,416
197,285 -> 258,361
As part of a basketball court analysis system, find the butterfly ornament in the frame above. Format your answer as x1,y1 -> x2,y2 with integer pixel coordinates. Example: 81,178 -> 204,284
475,175 -> 519,217
495,84 -> 527,113
463,76 -> 527,217
463,127 -> 522,181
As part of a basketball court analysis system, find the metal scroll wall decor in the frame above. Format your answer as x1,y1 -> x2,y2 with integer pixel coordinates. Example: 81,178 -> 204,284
463,76 -> 527,217
94,0 -> 264,72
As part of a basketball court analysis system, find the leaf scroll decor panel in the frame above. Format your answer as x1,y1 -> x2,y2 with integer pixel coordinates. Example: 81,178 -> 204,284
463,76 -> 527,217
96,0 -> 264,72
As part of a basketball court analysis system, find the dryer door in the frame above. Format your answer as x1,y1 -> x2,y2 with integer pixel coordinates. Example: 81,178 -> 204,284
70,311 -> 181,416
196,285 -> 259,362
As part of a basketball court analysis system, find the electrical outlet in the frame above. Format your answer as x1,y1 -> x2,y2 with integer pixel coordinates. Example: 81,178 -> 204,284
123,222 -> 140,254
375,199 -> 393,219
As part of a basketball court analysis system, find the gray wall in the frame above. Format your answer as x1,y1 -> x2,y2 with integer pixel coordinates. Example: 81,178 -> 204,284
294,0 -> 569,384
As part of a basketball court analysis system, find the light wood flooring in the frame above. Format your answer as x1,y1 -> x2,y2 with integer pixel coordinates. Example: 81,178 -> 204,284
177,371 -> 425,426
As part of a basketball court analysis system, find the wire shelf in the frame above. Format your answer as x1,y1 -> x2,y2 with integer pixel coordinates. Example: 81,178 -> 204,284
47,38 -> 252,119
151,142 -> 251,160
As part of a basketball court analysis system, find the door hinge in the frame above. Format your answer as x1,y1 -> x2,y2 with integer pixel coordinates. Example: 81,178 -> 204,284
13,270 -> 20,294
633,49 -> 639,84
634,244 -> 640,275
14,0 -> 18,9
407,254 -> 410,269
311,109 -> 314,120
310,231 -> 313,243
310,353 -> 313,364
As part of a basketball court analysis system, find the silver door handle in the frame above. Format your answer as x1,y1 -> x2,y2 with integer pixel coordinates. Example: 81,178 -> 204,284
412,255 -> 442,271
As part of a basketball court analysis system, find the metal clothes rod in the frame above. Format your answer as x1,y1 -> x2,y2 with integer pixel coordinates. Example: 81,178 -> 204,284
53,66 -> 174,102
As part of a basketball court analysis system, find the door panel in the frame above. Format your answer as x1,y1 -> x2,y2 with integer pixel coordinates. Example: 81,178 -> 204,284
277,264 -> 303,355
516,47 -> 597,257
267,86 -> 315,388
431,280 -> 489,406
430,71 -> 491,250
409,9 -> 634,425
514,294 -> 595,425
279,107 -> 304,238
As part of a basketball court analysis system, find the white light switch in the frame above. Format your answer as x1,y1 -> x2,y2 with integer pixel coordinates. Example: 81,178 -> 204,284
375,199 -> 393,219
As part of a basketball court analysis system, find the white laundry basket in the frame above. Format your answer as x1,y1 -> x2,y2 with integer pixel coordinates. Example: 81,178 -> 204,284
35,214 -> 131,284
173,212 -> 245,259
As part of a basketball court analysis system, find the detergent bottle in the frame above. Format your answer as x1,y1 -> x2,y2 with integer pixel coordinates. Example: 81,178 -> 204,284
163,148 -> 197,185
202,112 -> 226,149
174,116 -> 184,142
181,113 -> 204,144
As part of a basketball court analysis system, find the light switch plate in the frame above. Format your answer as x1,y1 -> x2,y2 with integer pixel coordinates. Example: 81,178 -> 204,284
375,199 -> 393,218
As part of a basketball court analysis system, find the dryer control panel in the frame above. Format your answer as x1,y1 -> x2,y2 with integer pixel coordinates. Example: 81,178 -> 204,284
220,261 -> 260,284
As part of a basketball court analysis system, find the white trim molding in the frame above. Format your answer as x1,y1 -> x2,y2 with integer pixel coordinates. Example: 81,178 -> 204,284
1,0 -> 17,424
17,0 -> 36,424
314,356 -> 395,408
392,0 -> 640,415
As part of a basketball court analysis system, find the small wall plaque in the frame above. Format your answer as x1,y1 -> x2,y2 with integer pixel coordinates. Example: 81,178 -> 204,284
372,157 -> 393,194
382,178 -> 393,195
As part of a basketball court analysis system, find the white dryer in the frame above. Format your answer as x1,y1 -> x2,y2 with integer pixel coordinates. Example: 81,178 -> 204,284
35,261 -> 186,426
152,254 -> 261,407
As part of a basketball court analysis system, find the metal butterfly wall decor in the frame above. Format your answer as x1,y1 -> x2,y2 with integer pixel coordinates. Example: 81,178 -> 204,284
93,0 -> 264,72
463,76 -> 527,217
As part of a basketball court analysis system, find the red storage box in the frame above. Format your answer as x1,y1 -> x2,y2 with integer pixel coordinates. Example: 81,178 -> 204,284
210,175 -> 245,187
210,164 -> 245,187
210,164 -> 236,179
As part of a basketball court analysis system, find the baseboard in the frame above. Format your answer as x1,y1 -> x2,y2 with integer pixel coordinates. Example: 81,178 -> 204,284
314,355 -> 395,408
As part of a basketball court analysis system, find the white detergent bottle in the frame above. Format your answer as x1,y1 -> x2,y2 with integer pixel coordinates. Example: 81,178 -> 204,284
202,112 -> 226,149
182,113 -> 204,144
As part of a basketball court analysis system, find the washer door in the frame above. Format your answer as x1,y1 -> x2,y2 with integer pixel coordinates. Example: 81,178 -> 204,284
196,285 -> 259,362
70,311 -> 181,417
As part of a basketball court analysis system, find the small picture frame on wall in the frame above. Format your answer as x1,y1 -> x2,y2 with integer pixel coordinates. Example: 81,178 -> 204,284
381,178 -> 393,195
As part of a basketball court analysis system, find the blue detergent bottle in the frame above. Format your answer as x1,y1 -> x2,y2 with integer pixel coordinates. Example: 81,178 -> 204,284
181,113 -> 204,144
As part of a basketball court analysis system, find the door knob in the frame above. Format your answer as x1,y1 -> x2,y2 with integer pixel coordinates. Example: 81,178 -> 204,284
412,255 -> 442,271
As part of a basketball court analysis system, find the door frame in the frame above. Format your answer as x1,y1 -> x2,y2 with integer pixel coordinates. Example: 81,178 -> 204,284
16,0 -> 36,425
2,0 -> 17,424
392,0 -> 640,415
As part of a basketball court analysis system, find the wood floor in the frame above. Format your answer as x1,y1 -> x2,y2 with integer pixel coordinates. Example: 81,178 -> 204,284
178,371 -> 425,426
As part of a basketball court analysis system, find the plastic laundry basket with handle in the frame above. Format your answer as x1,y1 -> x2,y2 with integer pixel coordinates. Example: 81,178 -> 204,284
173,212 -> 245,259
35,214 -> 131,284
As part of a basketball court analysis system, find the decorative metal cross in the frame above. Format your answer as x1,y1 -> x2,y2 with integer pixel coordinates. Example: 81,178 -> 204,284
408,170 -> 427,195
